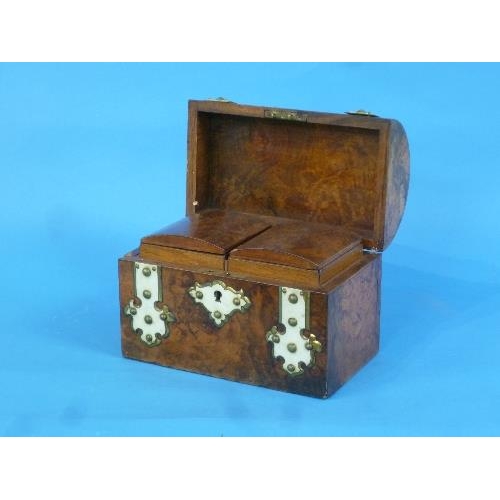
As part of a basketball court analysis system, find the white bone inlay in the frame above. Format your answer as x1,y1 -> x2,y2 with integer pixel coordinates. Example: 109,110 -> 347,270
124,262 -> 175,347
188,280 -> 251,327
267,287 -> 320,376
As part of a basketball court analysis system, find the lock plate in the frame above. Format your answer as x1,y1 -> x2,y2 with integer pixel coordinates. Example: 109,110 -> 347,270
124,262 -> 175,347
188,280 -> 251,327
267,287 -> 321,376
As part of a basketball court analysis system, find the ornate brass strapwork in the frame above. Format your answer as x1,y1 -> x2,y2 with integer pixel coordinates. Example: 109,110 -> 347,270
266,286 -> 322,376
124,262 -> 175,347
188,280 -> 251,327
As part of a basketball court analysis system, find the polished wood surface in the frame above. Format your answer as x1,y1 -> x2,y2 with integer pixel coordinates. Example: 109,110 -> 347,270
230,221 -> 361,269
139,209 -> 363,288
228,247 -> 362,289
382,120 -> 410,248
119,254 -> 381,398
139,244 -> 226,272
118,100 -> 409,398
141,209 -> 271,254
186,100 -> 410,250
119,257 -> 329,398
326,255 -> 381,395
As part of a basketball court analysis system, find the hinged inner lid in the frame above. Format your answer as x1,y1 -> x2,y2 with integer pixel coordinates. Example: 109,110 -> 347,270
139,209 -> 363,289
187,100 -> 409,251
140,210 -> 272,272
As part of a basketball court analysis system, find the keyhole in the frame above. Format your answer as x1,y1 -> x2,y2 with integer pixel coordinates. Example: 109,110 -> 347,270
214,290 -> 222,302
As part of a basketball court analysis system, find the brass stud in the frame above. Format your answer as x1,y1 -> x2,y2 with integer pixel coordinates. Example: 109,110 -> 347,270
288,317 -> 298,327
272,334 -> 280,343
309,334 -> 322,352
287,364 -> 296,372
288,293 -> 298,304
144,315 -> 153,324
160,313 -> 167,320
287,343 -> 297,353
233,297 -> 241,306
213,311 -> 222,319
129,307 -> 137,315
145,334 -> 153,342
143,290 -> 152,299
195,291 -> 203,299
142,267 -> 151,277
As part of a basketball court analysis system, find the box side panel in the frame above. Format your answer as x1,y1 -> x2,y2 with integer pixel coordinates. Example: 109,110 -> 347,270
118,256 -> 329,398
326,255 -> 381,396
382,120 -> 410,249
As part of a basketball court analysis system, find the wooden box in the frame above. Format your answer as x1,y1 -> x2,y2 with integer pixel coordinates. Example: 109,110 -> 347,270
118,100 -> 410,398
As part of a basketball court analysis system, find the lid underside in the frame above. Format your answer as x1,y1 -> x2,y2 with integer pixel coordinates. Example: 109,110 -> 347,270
187,100 -> 410,251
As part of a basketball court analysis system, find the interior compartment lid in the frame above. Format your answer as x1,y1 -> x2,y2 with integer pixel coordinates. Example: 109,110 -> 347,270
186,100 -> 410,251
229,221 -> 361,270
141,209 -> 271,254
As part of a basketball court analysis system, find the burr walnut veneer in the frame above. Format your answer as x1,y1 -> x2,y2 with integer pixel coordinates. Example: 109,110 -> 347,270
118,100 -> 410,398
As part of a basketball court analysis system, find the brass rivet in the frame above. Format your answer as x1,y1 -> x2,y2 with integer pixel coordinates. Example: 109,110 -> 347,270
142,267 -> 151,277
195,291 -> 203,299
130,307 -> 137,315
272,334 -> 280,343
287,364 -> 296,372
213,311 -> 222,319
288,317 -> 298,327
160,313 -> 167,320
143,290 -> 152,299
144,315 -> 153,324
145,334 -> 153,342
233,297 -> 241,306
288,293 -> 298,304
287,343 -> 297,353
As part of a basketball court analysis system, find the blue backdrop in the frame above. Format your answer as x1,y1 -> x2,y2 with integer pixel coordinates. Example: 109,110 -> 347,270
1,63 -> 499,436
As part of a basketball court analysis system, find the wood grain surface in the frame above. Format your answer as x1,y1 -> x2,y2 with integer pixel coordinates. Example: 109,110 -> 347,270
327,255 -> 381,395
119,254 -> 381,398
230,220 -> 361,269
117,100 -> 408,398
119,257 -> 330,398
186,100 -> 410,251
141,209 -> 271,254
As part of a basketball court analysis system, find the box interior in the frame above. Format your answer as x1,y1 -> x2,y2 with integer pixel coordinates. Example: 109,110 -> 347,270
192,112 -> 382,240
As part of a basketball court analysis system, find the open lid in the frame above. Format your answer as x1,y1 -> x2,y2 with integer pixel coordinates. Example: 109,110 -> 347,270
186,100 -> 410,251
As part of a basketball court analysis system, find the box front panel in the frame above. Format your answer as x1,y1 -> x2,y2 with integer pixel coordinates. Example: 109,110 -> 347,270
119,258 -> 329,398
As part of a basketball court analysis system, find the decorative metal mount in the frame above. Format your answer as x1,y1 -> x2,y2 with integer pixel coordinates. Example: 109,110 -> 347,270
188,280 -> 251,327
124,262 -> 175,347
345,109 -> 379,117
266,287 -> 322,376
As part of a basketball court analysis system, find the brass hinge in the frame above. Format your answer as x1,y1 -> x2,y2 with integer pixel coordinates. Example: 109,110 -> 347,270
264,109 -> 308,122
208,97 -> 233,103
363,247 -> 382,254
345,109 -> 379,117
